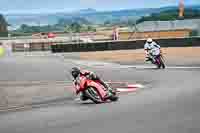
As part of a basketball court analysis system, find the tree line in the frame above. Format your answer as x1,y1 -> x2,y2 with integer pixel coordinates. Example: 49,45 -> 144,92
0,14 -> 8,37
136,8 -> 200,24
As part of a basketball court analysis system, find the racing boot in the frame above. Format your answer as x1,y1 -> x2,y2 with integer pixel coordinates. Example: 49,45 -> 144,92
103,91 -> 113,100
101,82 -> 116,94
145,57 -> 151,62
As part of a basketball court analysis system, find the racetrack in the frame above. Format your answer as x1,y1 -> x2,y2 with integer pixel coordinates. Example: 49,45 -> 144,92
0,52 -> 200,133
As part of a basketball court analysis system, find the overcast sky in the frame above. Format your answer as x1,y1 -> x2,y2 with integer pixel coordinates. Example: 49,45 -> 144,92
0,0 -> 200,13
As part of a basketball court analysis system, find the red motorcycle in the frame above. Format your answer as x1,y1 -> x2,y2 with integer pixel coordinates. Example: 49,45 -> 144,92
73,75 -> 119,104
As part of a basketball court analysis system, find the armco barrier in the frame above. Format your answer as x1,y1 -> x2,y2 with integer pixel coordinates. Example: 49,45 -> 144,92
51,40 -> 145,52
51,37 -> 200,53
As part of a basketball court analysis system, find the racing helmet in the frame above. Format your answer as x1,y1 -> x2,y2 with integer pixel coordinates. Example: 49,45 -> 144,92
71,67 -> 81,79
147,38 -> 153,44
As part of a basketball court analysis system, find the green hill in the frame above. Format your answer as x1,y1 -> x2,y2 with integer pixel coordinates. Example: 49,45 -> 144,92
0,14 -> 8,37
136,8 -> 200,24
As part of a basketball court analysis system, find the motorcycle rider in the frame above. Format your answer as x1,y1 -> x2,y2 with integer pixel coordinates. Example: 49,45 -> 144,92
144,38 -> 161,63
71,67 -> 113,99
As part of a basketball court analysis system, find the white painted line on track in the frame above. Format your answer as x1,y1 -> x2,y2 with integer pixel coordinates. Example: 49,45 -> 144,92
164,66 -> 200,69
126,65 -> 200,69
65,59 -> 200,70
127,84 -> 144,88
116,88 -> 137,92
116,83 -> 144,93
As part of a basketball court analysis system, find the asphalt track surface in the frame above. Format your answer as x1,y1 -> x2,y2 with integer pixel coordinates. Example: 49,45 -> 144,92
1,54 -> 200,133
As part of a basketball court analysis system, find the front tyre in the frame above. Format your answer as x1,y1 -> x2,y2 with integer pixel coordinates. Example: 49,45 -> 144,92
109,95 -> 119,102
160,56 -> 165,69
155,58 -> 161,69
80,92 -> 89,101
85,87 -> 103,104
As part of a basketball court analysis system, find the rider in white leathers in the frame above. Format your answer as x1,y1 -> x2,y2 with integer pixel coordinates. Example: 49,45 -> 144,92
144,38 -> 161,62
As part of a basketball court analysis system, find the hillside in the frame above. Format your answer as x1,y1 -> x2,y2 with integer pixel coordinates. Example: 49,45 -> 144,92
136,8 -> 200,24
5,5 -> 200,30
0,14 -> 8,36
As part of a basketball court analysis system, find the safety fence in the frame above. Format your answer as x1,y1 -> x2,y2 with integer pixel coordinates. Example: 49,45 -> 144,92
51,37 -> 200,53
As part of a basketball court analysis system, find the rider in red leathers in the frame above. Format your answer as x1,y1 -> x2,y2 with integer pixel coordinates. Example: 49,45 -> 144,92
71,67 -> 113,99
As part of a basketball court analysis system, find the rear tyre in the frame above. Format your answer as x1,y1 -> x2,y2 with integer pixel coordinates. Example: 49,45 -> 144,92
85,87 -> 103,104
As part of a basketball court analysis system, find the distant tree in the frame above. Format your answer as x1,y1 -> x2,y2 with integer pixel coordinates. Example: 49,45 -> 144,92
20,24 -> 29,32
57,17 -> 90,26
0,14 -> 8,37
87,25 -> 96,32
104,20 -> 111,25
64,23 -> 96,33
71,22 -> 82,33
64,25 -> 71,33
17,24 -> 62,33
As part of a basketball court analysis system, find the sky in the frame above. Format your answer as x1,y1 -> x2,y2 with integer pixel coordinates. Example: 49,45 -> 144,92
0,0 -> 200,14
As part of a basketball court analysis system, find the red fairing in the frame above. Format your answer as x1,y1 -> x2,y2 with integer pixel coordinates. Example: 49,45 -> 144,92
74,75 -> 107,100
86,80 -> 107,99
79,76 -> 87,92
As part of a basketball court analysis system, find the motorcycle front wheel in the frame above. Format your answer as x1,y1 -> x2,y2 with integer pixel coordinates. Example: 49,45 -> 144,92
160,56 -> 165,69
155,56 -> 165,69
85,87 -> 103,104
107,88 -> 119,102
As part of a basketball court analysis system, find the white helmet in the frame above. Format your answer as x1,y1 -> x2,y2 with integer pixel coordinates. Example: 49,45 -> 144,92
147,38 -> 153,43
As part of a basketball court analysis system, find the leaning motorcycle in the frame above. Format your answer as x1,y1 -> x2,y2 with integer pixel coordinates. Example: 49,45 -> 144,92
73,75 -> 119,104
146,52 -> 166,69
